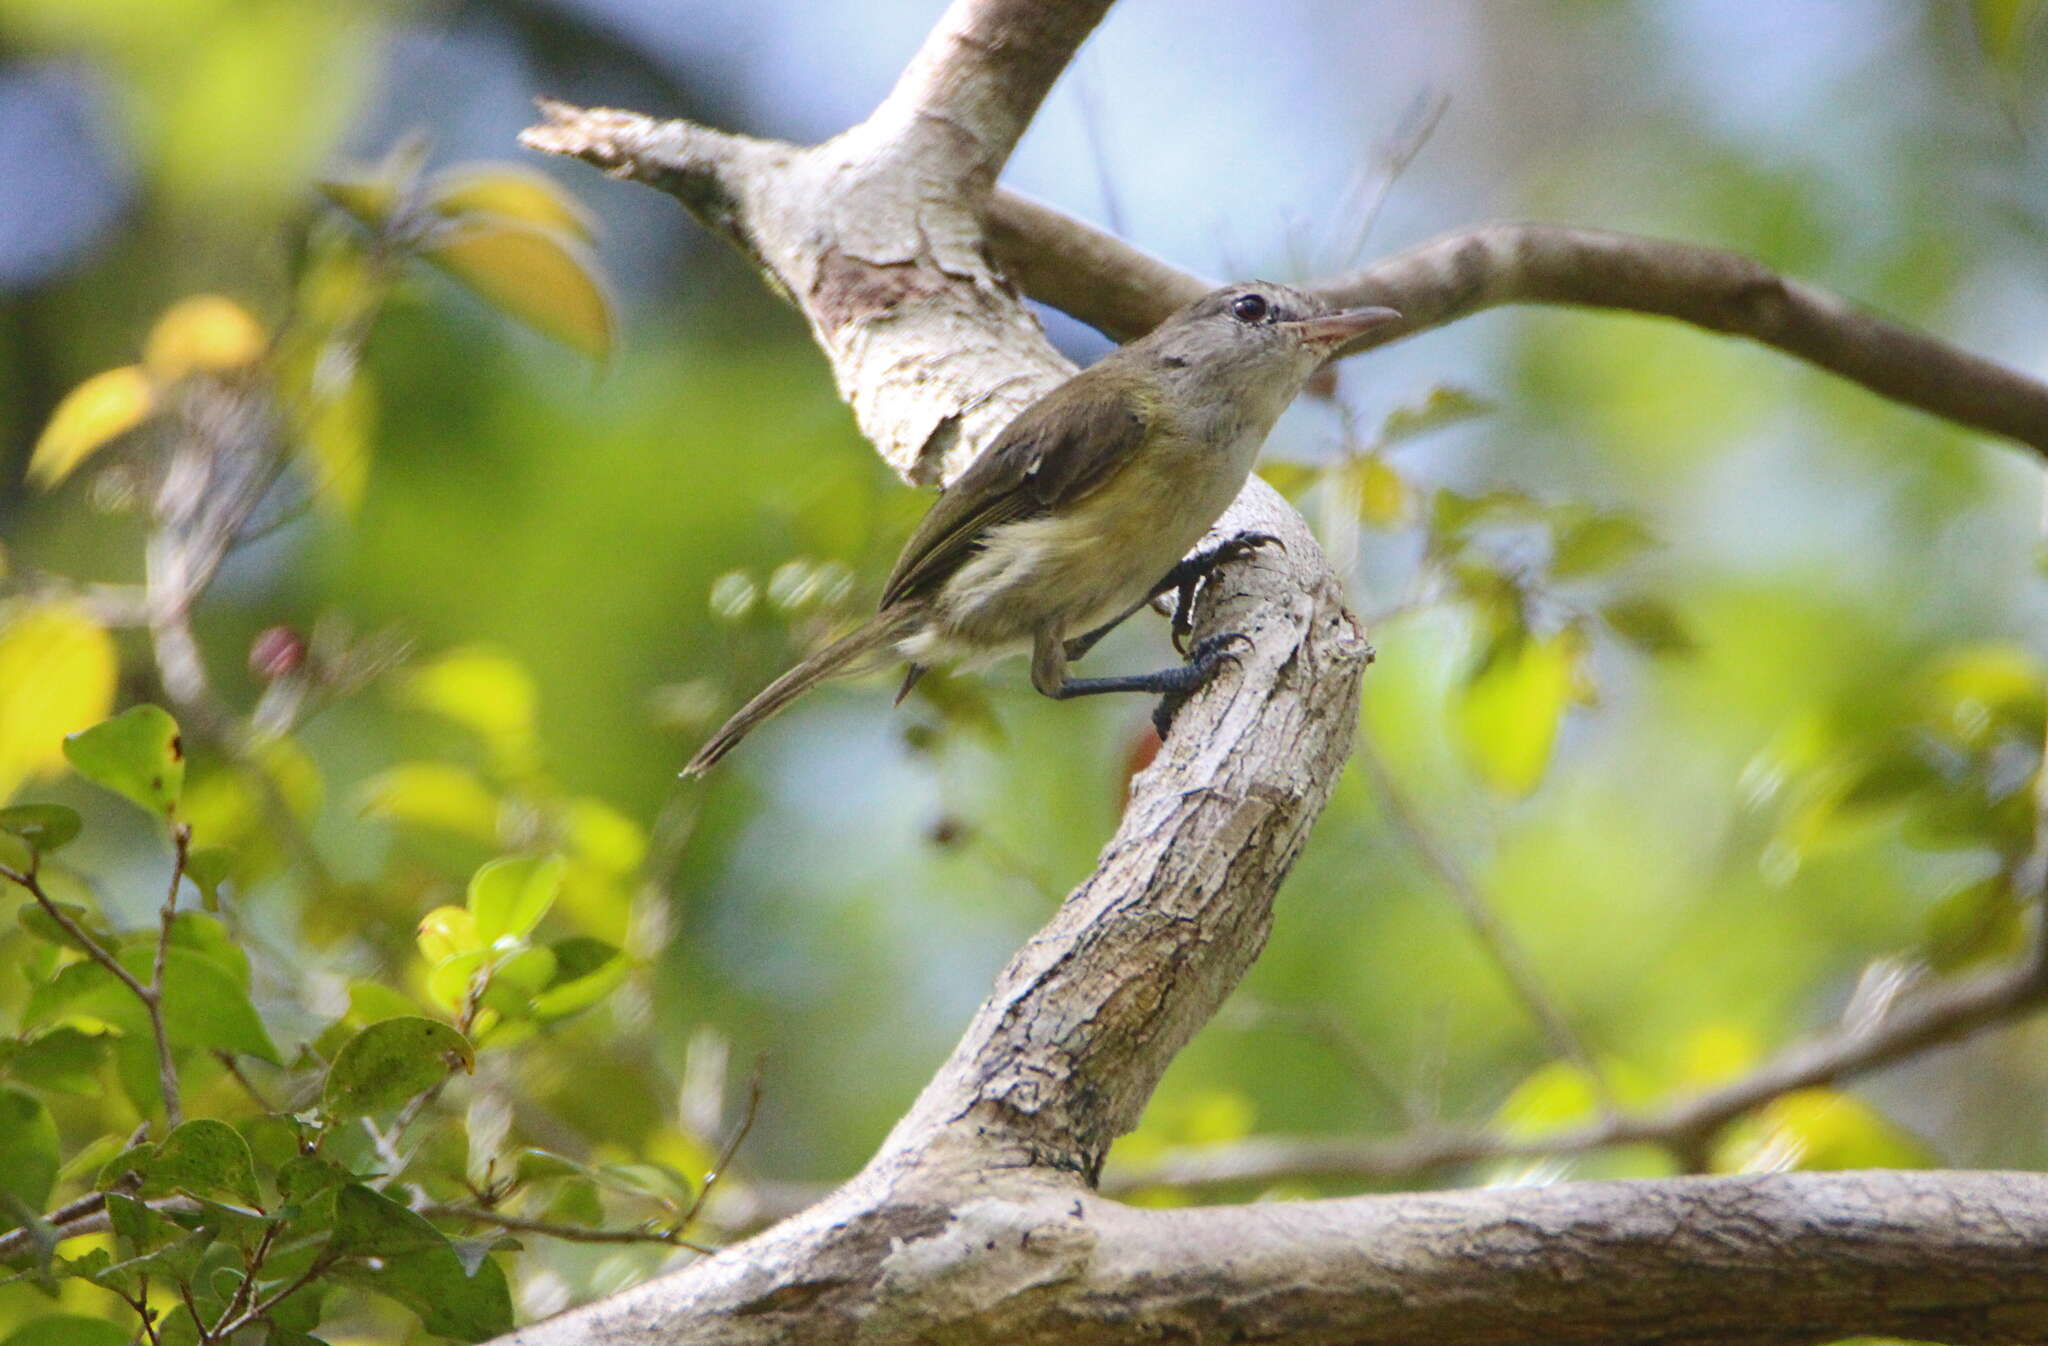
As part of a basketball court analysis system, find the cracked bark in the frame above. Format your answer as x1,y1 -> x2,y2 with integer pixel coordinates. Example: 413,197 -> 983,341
501,2 -> 2048,1343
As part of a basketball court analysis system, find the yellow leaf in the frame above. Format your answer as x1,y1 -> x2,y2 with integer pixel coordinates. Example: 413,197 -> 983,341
429,164 -> 596,241
317,173 -> 400,231
1975,0 -> 2044,74
29,366 -> 155,489
1346,455 -> 1411,528
143,295 -> 267,380
357,761 -> 502,843
417,906 -> 482,964
564,796 -> 646,876
297,372 -> 376,514
1673,1024 -> 1760,1088
398,647 -> 539,776
1456,633 -> 1580,796
0,604 -> 118,803
1712,1087 -> 1934,1173
1492,1061 -> 1602,1139
421,219 -> 615,360
1256,459 -> 1319,500
180,737 -> 323,884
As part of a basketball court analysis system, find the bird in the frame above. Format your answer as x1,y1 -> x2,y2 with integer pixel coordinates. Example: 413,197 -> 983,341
682,281 -> 1399,775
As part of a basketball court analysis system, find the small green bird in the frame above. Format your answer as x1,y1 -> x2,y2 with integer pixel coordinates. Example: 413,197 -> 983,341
684,282 -> 1399,775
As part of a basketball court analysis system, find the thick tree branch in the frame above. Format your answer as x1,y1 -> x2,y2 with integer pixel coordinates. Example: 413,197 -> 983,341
861,0 -> 1116,193
985,195 -> 2048,460
507,2 -> 2048,1343
508,1171 -> 2048,1346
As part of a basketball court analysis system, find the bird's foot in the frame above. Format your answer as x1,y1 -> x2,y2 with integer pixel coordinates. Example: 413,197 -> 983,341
1152,632 -> 1254,739
1170,532 -> 1283,654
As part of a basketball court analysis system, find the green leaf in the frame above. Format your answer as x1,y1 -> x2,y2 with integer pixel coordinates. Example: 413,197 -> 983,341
593,1161 -> 693,1207
0,805 -> 81,854
322,1017 -> 474,1120
327,1183 -> 514,1340
357,761 -> 502,843
62,706 -> 184,819
277,1155 -> 353,1209
346,979 -> 424,1025
334,1242 -> 513,1341
420,218 -> 614,360
1924,879 -> 2025,972
467,854 -> 565,944
396,647 -> 539,772
330,1183 -> 445,1257
1378,384 -> 1492,447
1974,0 -> 2044,74
513,1148 -> 587,1182
26,945 -> 279,1063
531,938 -> 631,1021
5,1027 -> 107,1094
16,900 -> 117,956
1455,632 -> 1580,796
2,1318 -> 130,1346
0,1088 -> 58,1232
1601,596 -> 1696,656
1551,512 -> 1656,579
133,1120 -> 262,1207
182,848 -> 232,909
166,912 -> 252,991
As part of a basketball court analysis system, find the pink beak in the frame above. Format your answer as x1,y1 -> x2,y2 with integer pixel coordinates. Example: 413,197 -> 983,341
1284,305 -> 1403,350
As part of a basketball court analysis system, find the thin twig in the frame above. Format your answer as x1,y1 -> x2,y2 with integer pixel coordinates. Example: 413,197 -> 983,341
207,1251 -> 334,1340
0,857 -> 183,1129
212,1050 -> 279,1114
1105,943 -> 2048,1194
1354,732 -> 1614,1110
418,1204 -> 713,1252
1219,999 -> 1429,1128
676,1065 -> 765,1234
152,824 -> 192,1128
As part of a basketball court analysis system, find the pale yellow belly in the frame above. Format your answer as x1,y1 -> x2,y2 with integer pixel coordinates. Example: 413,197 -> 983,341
903,440 -> 1249,666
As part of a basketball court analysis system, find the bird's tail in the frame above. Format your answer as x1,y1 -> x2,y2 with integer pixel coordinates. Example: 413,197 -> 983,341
682,606 -> 923,776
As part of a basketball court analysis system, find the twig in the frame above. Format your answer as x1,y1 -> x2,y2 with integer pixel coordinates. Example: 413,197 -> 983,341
0,855 -> 183,1129
1105,943 -> 2048,1194
675,1065 -> 764,1234
1354,732 -> 1613,1111
418,1204 -> 712,1252
207,1251 -> 333,1340
212,1050 -> 279,1114
1218,999 -> 1429,1129
152,824 -> 192,1128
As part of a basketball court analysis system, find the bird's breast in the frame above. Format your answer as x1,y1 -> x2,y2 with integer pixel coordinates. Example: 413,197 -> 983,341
925,427 -> 1262,652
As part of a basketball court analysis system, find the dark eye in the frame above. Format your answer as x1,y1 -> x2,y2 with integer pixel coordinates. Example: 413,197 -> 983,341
1230,293 -> 1270,324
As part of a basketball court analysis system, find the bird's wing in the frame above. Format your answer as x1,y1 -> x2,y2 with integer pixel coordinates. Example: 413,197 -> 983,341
879,370 -> 1150,609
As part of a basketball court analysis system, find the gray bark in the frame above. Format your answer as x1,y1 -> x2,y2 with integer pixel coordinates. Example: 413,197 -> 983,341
507,3 -> 2048,1343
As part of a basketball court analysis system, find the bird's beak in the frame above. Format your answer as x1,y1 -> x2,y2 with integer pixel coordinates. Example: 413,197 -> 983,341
1284,305 -> 1403,350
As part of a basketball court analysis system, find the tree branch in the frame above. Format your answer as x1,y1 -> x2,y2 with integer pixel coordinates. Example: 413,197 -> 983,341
1108,942 -> 2048,1193
861,0 -> 1116,193
504,2 -> 2048,1343
1355,731 -> 1612,1112
983,197 -> 2048,460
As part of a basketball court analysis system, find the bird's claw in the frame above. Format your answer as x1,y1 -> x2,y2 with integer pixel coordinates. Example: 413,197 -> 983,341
1172,532 -> 1284,654
1152,632 -> 1254,739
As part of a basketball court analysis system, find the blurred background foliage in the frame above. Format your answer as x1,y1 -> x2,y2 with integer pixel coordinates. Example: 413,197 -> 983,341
4,0 -> 2048,1340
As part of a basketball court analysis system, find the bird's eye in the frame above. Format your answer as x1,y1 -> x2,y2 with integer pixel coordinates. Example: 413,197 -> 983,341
1230,293 -> 1270,324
